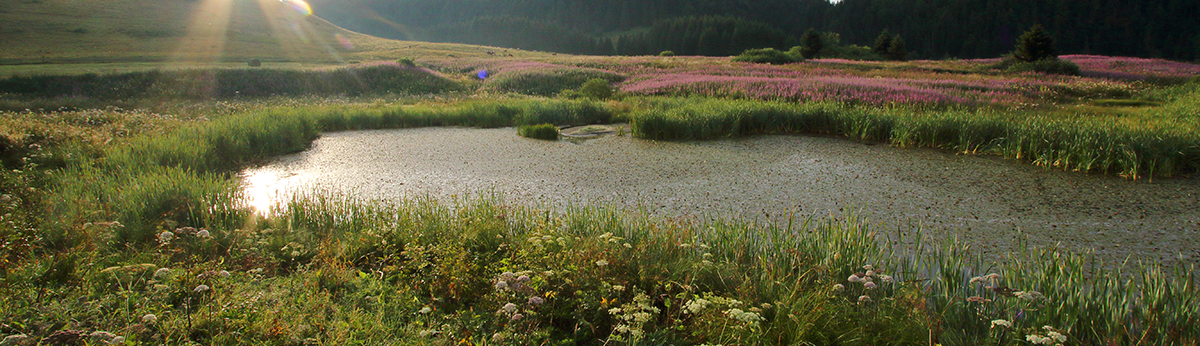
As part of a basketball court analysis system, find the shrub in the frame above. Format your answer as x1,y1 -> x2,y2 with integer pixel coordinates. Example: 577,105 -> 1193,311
517,123 -> 560,140
824,44 -> 879,60
579,78 -> 614,100
658,50 -> 676,57
733,48 -> 799,65
398,58 -> 416,67
1013,24 -> 1057,62
247,59 -> 262,67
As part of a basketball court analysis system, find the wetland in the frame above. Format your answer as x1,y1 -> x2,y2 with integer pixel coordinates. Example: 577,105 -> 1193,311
243,127 -> 1200,266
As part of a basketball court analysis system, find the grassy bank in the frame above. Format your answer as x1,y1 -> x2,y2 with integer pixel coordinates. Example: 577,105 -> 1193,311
1,98 -> 1196,345
629,91 -> 1200,179
0,63 -> 467,101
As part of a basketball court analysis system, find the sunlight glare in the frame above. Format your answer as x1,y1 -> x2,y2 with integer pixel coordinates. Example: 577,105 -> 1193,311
242,169 -> 303,216
281,0 -> 313,16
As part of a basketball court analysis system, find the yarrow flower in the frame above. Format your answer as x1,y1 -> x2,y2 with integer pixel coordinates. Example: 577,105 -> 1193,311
142,314 -> 157,324
154,268 -> 171,279
683,298 -> 710,314
196,229 -> 211,238
528,296 -> 545,305
494,281 -> 509,290
833,284 -> 845,291
595,259 -> 609,267
419,307 -> 432,314
194,284 -> 210,293
502,303 -> 518,313
157,231 -> 175,244
724,308 -> 763,323
218,270 -> 230,278
880,275 -> 894,283
858,295 -> 872,303
864,282 -> 877,289
848,274 -> 864,283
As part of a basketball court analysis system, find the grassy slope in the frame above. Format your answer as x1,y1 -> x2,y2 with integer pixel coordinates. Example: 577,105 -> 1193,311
0,0 -> 554,69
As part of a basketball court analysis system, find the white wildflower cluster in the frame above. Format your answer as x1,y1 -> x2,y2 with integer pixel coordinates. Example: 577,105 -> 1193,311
990,319 -> 1012,328
683,298 -> 711,314
527,233 -> 567,250
157,231 -> 175,245
724,308 -> 763,324
608,293 -> 660,342
1025,326 -> 1068,345
839,264 -> 895,304
494,271 -> 546,323
598,232 -> 625,245
494,271 -> 533,292
596,259 -> 609,267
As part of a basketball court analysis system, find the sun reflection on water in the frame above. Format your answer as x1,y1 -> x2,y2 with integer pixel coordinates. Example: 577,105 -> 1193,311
241,168 -> 304,216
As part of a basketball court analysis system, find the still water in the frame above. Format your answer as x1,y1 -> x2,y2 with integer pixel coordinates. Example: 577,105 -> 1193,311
241,127 -> 1200,266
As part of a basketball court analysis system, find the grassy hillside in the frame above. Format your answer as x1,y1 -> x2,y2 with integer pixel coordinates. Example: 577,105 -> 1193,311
0,0 -> 554,68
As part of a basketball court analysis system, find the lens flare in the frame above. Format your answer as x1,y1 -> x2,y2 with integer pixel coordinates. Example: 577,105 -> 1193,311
335,33 -> 353,49
281,0 -> 312,16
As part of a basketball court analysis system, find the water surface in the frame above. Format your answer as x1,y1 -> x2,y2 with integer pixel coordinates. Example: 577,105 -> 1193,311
242,127 -> 1200,266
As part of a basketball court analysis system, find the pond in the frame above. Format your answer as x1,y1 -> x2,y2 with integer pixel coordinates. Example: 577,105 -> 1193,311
241,127 -> 1200,266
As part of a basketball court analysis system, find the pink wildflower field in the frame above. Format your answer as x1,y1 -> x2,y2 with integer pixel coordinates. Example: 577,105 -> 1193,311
425,54 -> 1196,107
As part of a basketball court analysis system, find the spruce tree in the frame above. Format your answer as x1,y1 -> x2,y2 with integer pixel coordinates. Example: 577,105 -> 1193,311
800,28 -> 824,59
1013,24 -> 1057,62
887,35 -> 907,61
873,29 -> 892,56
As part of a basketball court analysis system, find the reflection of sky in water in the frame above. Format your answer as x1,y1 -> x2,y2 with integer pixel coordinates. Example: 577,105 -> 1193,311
239,127 -> 1200,266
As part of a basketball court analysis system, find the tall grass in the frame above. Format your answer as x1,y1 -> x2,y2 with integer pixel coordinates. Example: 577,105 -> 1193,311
630,96 -> 1200,178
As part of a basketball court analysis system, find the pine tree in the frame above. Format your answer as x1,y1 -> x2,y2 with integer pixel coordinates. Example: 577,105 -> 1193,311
1013,24 -> 1057,62
887,35 -> 907,61
800,28 -> 824,59
873,29 -> 892,56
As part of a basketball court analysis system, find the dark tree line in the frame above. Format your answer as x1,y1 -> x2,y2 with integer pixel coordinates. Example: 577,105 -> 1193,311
308,0 -> 1200,60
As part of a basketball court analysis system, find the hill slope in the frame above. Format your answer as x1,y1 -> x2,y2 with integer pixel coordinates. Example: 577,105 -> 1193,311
0,0 -> 549,66
305,0 -> 1200,61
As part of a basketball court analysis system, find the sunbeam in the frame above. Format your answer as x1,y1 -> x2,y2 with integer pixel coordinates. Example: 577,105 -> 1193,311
169,0 -> 234,64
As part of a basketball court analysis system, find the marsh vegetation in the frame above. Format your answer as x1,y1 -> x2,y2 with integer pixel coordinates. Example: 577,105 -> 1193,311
1,50 -> 1198,345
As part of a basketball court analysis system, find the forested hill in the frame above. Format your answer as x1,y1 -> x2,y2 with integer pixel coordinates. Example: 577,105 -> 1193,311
307,0 -> 1200,61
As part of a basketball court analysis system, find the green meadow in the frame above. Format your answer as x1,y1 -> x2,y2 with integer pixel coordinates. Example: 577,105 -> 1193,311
2,6 -> 1200,341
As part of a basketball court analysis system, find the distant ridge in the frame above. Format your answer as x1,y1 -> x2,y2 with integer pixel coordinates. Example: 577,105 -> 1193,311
0,0 -> 407,65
